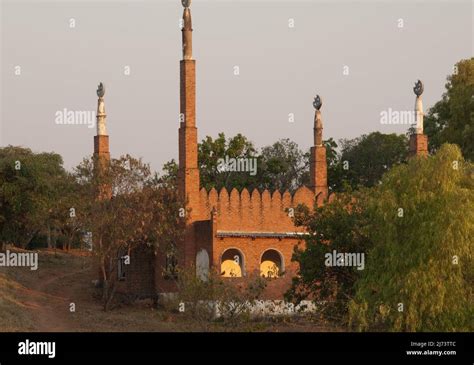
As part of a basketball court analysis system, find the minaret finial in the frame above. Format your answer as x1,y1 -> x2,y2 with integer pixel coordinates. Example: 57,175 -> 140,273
413,80 -> 424,134
181,0 -> 193,60
413,79 -> 424,96
97,82 -> 105,98
313,95 -> 322,111
96,82 -> 107,136
313,95 -> 323,147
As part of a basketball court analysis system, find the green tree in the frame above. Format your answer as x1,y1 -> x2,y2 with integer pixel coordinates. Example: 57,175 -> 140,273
332,132 -> 408,191
424,58 -> 474,160
198,133 -> 258,191
0,146 -> 67,249
198,133 -> 311,193
286,190 -> 372,321
49,173 -> 86,251
159,159 -> 179,188
325,137 -> 344,193
195,132 -> 409,194
258,138 -> 309,192
349,144 -> 474,331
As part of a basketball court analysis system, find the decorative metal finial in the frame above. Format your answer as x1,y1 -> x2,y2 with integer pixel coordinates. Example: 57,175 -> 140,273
97,82 -> 105,98
313,95 -> 322,110
181,0 -> 191,8
413,80 -> 424,96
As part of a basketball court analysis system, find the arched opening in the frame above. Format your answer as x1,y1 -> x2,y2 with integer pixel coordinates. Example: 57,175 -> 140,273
220,248 -> 244,278
196,249 -> 210,281
260,249 -> 283,278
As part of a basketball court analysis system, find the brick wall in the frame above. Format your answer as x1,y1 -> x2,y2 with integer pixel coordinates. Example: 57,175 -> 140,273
212,236 -> 302,299
198,185 -> 315,232
189,186 -> 315,298
126,245 -> 156,298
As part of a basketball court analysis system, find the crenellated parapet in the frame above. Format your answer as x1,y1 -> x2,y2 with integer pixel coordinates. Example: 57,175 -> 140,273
198,186 -> 316,232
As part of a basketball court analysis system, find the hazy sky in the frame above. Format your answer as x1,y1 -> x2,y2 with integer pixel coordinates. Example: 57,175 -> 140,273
1,0 -> 472,172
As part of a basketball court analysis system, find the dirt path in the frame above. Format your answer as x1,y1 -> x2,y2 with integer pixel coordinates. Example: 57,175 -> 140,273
31,267 -> 92,332
3,250 -> 342,332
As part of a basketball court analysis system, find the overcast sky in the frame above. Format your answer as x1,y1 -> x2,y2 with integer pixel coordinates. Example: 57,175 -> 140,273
1,0 -> 472,172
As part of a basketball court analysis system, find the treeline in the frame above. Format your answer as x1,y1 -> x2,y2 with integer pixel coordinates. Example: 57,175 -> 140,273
0,150 -> 182,250
0,131 -> 408,250
0,147 -> 72,250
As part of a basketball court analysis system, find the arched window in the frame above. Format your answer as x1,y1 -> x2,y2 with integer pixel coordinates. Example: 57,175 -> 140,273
220,248 -> 244,277
196,249 -> 210,281
260,249 -> 283,278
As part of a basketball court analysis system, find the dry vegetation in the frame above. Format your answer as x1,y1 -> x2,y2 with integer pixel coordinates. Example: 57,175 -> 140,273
0,248 -> 340,332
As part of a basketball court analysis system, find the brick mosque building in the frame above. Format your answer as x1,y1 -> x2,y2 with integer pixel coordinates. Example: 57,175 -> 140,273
93,1 -> 428,300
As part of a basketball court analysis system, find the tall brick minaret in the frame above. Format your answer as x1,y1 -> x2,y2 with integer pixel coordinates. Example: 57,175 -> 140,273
93,82 -> 111,282
94,82 -> 111,199
409,80 -> 428,157
178,0 -> 199,266
309,95 -> 328,205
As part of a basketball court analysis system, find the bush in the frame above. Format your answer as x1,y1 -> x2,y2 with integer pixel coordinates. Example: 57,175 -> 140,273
169,267 -> 267,327
286,190 -> 372,323
289,144 -> 474,331
349,144 -> 474,331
